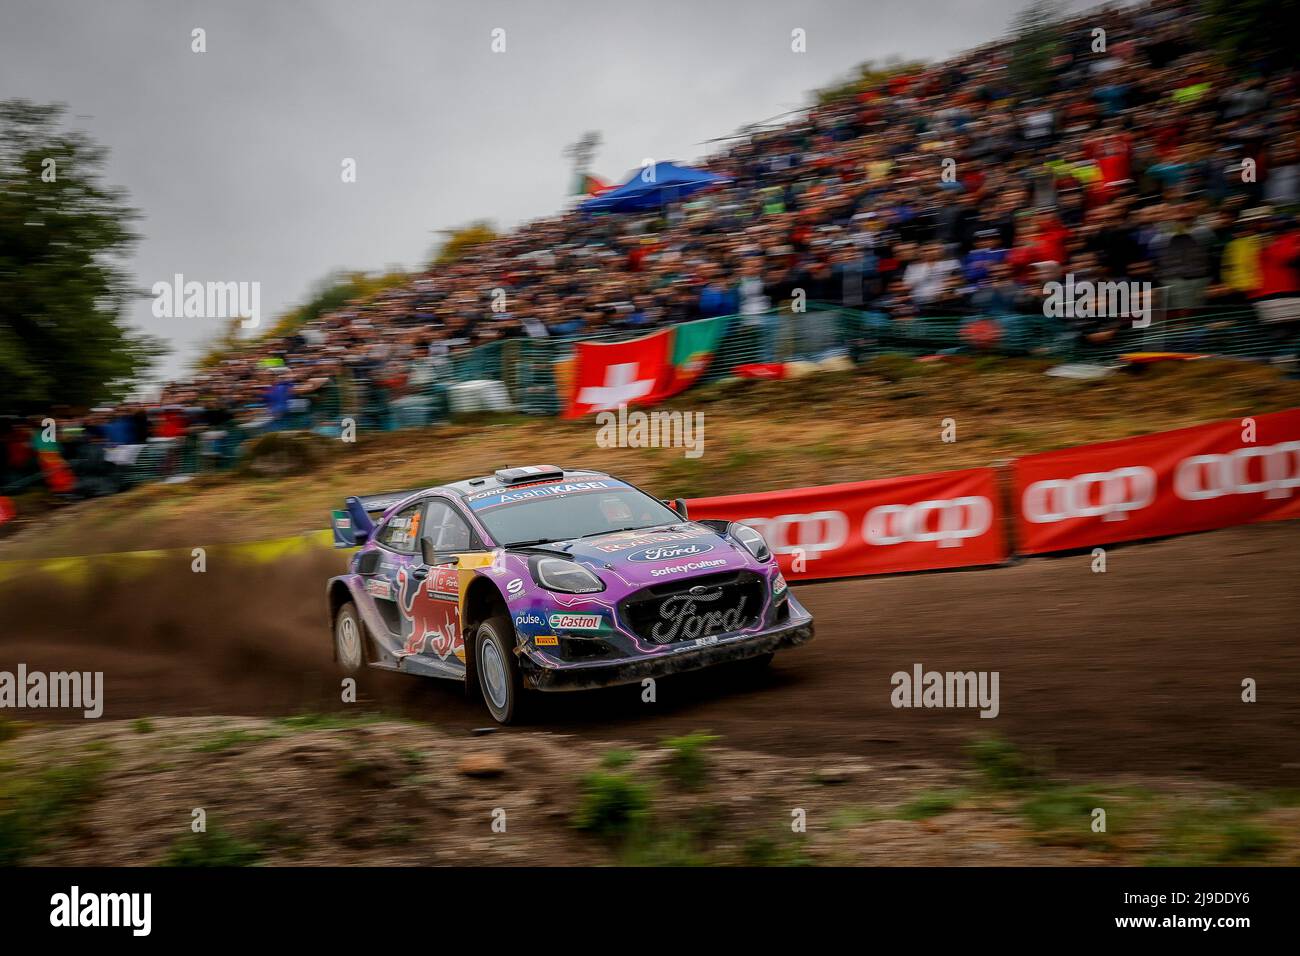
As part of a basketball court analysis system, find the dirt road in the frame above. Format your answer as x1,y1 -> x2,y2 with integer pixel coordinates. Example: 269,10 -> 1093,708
3,522 -> 1297,787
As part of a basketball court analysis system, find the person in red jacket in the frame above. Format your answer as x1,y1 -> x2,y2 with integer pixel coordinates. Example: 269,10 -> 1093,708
1251,214 -> 1300,354
1008,211 -> 1070,278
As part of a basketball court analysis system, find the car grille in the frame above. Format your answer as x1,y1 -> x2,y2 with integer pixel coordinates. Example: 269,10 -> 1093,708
619,571 -> 766,646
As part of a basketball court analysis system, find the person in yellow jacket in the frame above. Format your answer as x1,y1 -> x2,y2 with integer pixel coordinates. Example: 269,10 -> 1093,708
1221,207 -> 1270,298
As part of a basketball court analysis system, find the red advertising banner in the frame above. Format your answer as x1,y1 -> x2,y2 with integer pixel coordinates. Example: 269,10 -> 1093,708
687,467 -> 1007,582
1012,408 -> 1300,554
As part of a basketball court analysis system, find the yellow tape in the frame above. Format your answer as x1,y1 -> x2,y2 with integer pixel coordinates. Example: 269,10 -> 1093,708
0,530 -> 337,585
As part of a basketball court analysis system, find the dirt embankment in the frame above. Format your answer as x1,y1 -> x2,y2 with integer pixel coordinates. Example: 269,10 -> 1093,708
3,715 -> 1297,866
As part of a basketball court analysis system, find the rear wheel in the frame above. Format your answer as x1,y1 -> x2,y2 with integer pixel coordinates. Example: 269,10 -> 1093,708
334,601 -> 366,673
475,614 -> 527,724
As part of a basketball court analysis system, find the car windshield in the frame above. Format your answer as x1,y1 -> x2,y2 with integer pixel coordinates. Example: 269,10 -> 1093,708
474,485 -> 682,547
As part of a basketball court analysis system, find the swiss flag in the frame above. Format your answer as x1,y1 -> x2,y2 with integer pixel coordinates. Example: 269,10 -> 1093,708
562,330 -> 674,419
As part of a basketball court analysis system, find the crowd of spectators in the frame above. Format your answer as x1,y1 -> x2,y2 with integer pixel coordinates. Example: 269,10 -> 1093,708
6,0 -> 1300,500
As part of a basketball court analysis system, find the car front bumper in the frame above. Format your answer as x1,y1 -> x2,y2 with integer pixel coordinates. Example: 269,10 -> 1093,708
520,605 -> 814,692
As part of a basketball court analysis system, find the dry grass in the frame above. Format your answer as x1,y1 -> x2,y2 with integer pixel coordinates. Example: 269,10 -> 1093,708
6,355 -> 1299,558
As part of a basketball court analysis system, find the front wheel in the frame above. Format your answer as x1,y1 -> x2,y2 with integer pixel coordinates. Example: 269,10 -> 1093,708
475,614 -> 528,724
334,601 -> 367,673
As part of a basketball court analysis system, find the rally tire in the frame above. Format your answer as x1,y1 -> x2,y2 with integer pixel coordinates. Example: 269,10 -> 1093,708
334,601 -> 367,674
475,614 -> 527,725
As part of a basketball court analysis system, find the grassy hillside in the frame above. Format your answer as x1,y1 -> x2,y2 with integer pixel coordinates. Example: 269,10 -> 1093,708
6,355 -> 1300,558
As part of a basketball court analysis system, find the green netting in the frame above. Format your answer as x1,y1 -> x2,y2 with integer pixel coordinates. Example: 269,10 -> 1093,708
19,303 -> 1293,498
830,304 -> 1296,365
406,303 -> 1298,421
117,436 -> 203,486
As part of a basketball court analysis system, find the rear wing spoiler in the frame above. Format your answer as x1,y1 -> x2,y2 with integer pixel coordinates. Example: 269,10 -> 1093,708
331,488 -> 424,548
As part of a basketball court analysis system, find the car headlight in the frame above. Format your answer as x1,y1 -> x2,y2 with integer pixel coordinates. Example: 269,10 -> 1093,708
532,557 -> 606,594
730,522 -> 771,562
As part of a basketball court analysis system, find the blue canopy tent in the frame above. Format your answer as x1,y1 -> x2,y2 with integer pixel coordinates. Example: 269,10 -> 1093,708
579,161 -> 731,213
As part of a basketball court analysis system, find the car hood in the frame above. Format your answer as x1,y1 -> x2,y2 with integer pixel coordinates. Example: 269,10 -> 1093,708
524,522 -> 762,590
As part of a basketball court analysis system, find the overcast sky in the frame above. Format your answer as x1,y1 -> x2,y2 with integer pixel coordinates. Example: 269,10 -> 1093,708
2,0 -> 1101,379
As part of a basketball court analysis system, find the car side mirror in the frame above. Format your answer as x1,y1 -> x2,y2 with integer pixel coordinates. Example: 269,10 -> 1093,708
672,498 -> 689,519
421,537 -> 460,567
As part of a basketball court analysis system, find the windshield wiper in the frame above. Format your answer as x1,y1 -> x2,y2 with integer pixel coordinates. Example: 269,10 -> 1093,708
572,524 -> 664,540
501,538 -> 558,549
507,523 -> 683,549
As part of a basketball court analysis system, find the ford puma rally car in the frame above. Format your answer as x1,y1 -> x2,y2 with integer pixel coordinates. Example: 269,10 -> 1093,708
326,465 -> 814,723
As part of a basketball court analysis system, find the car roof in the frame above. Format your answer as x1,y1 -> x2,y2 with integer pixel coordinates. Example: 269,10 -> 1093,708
439,466 -> 613,500
373,467 -> 653,528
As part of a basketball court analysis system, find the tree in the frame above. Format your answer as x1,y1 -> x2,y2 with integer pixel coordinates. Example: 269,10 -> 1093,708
261,268 -> 411,342
1008,0 -> 1065,98
0,100 -> 163,415
430,220 -> 498,266
813,57 -> 930,107
1200,0 -> 1299,71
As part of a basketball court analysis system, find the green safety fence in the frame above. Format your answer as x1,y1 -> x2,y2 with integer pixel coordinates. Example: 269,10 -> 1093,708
132,302 -> 1300,455
422,301 -> 1297,419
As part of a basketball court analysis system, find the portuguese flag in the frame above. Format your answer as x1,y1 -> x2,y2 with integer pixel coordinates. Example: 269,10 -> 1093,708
666,314 -> 728,392
573,173 -> 613,197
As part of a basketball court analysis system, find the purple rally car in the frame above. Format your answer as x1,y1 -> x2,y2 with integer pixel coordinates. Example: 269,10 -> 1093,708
326,465 -> 814,723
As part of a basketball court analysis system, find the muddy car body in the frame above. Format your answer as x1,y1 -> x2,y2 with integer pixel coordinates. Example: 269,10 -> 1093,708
326,465 -> 813,722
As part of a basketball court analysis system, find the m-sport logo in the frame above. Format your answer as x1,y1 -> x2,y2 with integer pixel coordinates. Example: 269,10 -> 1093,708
627,542 -> 713,562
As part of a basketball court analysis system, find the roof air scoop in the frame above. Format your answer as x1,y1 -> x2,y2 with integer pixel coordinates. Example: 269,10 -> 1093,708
494,466 -> 566,485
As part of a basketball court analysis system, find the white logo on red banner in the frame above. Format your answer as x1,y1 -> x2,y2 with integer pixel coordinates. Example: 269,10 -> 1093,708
1013,411 -> 1300,554
740,511 -> 848,557
688,468 -> 1006,581
1174,441 -> 1300,501
1022,466 -> 1155,523
687,410 -> 1300,578
864,496 -> 992,547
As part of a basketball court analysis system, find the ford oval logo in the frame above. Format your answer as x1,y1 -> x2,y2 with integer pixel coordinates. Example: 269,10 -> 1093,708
627,542 -> 714,563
